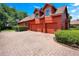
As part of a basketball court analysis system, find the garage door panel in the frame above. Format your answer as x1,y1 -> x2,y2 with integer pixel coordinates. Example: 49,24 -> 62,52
30,24 -> 36,31
46,23 -> 57,33
36,24 -> 43,32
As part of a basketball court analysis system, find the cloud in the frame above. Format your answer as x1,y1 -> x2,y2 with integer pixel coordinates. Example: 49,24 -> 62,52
70,5 -> 79,13
66,3 -> 79,20
34,6 -> 40,9
73,3 -> 79,6
71,9 -> 76,13
70,14 -> 79,20
67,6 -> 69,9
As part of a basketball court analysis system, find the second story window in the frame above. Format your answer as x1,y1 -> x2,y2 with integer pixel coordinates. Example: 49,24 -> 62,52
35,13 -> 39,18
45,8 -> 51,16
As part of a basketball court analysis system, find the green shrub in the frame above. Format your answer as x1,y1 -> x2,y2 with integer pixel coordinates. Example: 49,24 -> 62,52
0,27 -> 1,32
70,25 -> 79,30
55,30 -> 79,45
13,26 -> 27,31
70,27 -> 79,30
76,26 -> 79,30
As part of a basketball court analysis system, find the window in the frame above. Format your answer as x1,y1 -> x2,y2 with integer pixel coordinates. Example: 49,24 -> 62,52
45,8 -> 51,16
24,22 -> 28,27
35,13 -> 39,18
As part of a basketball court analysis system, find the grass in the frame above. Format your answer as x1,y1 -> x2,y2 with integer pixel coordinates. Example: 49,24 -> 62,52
1,29 -> 15,32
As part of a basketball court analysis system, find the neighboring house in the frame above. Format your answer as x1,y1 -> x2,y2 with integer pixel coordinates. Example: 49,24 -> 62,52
70,20 -> 79,26
70,20 -> 79,29
18,3 -> 69,33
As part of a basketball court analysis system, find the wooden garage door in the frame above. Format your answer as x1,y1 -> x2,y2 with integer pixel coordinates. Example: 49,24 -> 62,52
46,23 -> 57,33
30,24 -> 43,32
30,24 -> 36,31
36,24 -> 43,32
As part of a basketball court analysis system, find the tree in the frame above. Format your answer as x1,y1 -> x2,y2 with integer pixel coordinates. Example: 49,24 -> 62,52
0,4 -> 28,30
16,11 -> 27,20
68,15 -> 72,28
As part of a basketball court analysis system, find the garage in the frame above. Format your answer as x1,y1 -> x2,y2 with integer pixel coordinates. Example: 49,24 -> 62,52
30,24 -> 36,31
29,24 -> 43,32
35,24 -> 43,32
46,23 -> 57,33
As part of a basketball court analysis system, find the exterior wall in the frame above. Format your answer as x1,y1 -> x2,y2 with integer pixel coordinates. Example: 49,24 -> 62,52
44,15 -> 62,33
28,19 -> 36,31
35,18 -> 40,24
45,16 -> 53,23
61,13 -> 68,29
52,15 -> 62,30
34,18 -> 43,32
61,12 -> 69,29
18,22 -> 27,27
19,15 -> 63,33
28,15 -> 62,33
40,17 -> 45,33
35,17 -> 45,32
43,4 -> 56,14
18,22 -> 28,31
18,23 -> 23,26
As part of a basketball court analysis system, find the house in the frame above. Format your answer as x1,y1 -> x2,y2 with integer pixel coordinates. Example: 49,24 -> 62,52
70,20 -> 79,26
70,20 -> 79,28
18,3 -> 69,33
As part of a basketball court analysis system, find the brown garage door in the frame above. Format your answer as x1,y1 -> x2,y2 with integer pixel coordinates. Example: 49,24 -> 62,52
30,24 -> 43,32
46,23 -> 57,33
36,24 -> 43,32
30,24 -> 36,31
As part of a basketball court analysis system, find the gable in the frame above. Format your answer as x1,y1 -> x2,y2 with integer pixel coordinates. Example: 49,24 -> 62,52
42,3 -> 56,14
34,8 -> 39,14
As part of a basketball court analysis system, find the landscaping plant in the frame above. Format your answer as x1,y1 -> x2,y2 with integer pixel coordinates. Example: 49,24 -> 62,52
55,30 -> 79,47
13,25 -> 27,31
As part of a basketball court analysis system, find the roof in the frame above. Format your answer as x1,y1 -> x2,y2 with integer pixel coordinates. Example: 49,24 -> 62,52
70,20 -> 79,25
55,6 -> 66,14
19,4 -> 67,23
42,3 -> 57,11
19,14 -> 35,23
34,8 -> 39,13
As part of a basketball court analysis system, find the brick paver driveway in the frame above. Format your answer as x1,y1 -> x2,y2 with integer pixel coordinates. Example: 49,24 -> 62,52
0,31 -> 79,56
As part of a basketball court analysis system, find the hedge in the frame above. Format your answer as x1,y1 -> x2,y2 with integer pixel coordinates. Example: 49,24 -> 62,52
55,30 -> 79,46
13,26 -> 27,31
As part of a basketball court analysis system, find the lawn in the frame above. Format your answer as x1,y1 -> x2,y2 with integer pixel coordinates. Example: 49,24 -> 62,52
1,29 -> 15,32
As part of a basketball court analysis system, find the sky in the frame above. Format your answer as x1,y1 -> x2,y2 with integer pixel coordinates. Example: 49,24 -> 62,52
6,3 -> 79,20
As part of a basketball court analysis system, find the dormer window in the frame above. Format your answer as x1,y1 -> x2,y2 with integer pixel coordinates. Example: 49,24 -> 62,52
35,13 -> 39,18
45,8 -> 51,16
